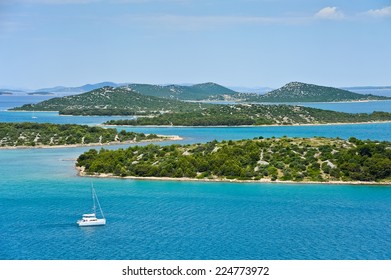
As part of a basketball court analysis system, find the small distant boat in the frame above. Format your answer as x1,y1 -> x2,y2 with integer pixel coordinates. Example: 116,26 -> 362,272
32,111 -> 37,119
77,184 -> 106,227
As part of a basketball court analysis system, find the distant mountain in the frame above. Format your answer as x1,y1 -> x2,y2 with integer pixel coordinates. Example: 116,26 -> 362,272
11,86 -> 205,115
0,91 -> 13,95
124,82 -> 237,100
251,82 -> 391,102
37,82 -> 120,93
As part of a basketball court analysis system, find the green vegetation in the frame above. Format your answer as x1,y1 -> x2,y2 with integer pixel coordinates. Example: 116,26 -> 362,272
76,137 -> 391,183
59,108 -> 142,116
240,82 -> 390,102
125,82 -> 237,100
11,86 -> 207,115
0,122 -> 162,148
10,82 -> 391,128
104,104 -> 391,126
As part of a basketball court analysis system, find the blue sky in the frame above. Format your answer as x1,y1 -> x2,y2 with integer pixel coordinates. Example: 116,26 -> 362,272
0,0 -> 390,89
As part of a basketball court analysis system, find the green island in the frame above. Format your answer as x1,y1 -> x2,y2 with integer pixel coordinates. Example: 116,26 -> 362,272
10,82 -> 390,119
104,104 -> 391,126
236,82 -> 390,103
10,86 -> 208,115
0,122 -> 174,148
76,137 -> 391,184
10,84 -> 391,126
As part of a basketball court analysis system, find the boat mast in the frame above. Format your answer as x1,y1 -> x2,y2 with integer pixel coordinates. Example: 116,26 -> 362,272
91,182 -> 105,219
92,183 -> 96,215
94,189 -> 105,219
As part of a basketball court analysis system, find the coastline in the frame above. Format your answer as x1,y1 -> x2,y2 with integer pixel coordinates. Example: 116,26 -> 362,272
77,168 -> 391,186
104,120 -> 391,128
0,135 -> 182,150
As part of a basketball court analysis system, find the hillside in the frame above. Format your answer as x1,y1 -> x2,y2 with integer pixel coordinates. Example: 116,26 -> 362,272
125,82 -> 237,100
76,137 -> 391,183
105,104 -> 391,126
243,82 -> 390,102
11,86 -> 206,115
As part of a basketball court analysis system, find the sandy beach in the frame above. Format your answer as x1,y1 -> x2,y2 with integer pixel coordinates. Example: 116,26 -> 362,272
77,167 -> 391,186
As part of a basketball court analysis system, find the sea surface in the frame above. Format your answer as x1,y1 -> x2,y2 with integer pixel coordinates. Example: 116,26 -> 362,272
1,96 -> 391,260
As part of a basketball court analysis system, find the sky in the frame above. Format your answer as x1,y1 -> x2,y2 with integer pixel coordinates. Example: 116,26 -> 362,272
0,0 -> 390,89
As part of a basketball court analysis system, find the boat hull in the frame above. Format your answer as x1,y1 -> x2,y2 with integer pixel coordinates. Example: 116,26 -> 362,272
77,218 -> 106,227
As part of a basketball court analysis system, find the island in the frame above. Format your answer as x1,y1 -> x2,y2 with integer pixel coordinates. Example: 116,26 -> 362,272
0,122 -> 179,149
27,91 -> 54,96
76,137 -> 391,184
104,104 -> 391,126
10,85 -> 391,126
234,82 -> 391,103
10,86 -> 209,115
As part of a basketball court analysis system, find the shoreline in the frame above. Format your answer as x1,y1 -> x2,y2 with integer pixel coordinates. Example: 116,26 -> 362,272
104,120 -> 391,128
247,99 -> 391,104
77,169 -> 391,186
0,135 -> 182,150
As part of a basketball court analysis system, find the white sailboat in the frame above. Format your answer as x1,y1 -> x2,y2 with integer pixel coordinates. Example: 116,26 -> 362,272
77,184 -> 106,227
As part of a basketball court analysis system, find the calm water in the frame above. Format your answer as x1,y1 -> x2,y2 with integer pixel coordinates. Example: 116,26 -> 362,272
1,97 -> 391,260
273,100 -> 391,113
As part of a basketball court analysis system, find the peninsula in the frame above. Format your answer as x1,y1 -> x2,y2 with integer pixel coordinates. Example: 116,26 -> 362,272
104,104 -> 391,126
0,122 -> 178,149
76,137 -> 391,184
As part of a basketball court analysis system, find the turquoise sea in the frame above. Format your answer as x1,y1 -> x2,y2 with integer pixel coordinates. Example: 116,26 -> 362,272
1,96 -> 391,260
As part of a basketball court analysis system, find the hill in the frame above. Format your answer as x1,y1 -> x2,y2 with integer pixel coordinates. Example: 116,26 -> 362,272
125,82 -> 237,100
242,82 -> 390,102
11,86 -> 206,115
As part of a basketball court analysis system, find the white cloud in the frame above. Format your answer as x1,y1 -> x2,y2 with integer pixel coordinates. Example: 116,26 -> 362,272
314,7 -> 344,20
365,6 -> 391,17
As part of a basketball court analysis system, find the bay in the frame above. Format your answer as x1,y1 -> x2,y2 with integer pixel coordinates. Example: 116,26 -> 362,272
1,98 -> 391,260
1,146 -> 390,260
281,100 -> 391,113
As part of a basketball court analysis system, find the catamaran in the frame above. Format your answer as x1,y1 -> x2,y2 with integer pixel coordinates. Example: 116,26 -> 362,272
77,184 -> 106,227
